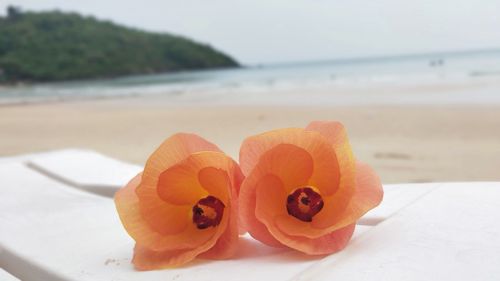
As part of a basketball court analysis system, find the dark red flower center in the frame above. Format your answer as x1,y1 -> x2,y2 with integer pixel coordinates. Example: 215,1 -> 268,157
286,187 -> 324,222
192,195 -> 225,229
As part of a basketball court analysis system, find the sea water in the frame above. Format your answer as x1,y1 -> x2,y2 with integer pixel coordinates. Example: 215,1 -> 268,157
1,49 -> 500,105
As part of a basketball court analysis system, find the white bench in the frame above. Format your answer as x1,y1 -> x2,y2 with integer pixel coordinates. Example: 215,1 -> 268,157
0,150 -> 498,280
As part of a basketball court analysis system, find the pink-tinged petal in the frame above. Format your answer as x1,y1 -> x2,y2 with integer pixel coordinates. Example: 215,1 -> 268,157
303,121 -> 357,229
239,128 -> 303,176
115,173 -> 217,251
199,188 -> 239,260
274,213 -> 330,238
157,164 -> 207,205
267,223 -> 356,255
115,173 -> 188,236
312,161 -> 383,230
115,133 -> 243,269
132,244 -> 195,270
240,128 -> 340,196
305,121 -> 349,150
132,208 -> 229,270
239,173 -> 285,248
254,174 -> 288,221
198,166 -> 231,205
137,133 -> 220,201
255,143 -> 313,192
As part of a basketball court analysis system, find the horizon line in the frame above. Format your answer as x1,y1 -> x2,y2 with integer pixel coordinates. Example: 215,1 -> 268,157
249,47 -> 500,68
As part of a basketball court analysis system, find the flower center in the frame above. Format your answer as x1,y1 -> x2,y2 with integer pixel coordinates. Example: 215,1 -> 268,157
192,195 -> 225,229
286,187 -> 324,222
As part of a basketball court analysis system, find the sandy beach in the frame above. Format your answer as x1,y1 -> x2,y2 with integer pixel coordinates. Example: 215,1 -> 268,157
1,90 -> 499,184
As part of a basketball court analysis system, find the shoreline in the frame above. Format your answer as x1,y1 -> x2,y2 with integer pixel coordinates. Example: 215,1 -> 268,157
2,67 -> 500,107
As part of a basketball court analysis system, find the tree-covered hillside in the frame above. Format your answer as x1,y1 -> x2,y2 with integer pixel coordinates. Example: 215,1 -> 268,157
0,7 -> 238,82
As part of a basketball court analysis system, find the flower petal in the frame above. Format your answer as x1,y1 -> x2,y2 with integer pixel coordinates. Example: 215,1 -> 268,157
239,173 -> 285,248
255,143 -> 313,192
253,174 -> 355,253
132,207 -> 229,270
268,223 -> 356,255
115,173 -> 189,236
198,186 -> 239,260
115,173 -> 217,251
305,121 -> 349,149
306,121 -> 352,197
156,151 -> 238,206
312,161 -> 383,230
274,214 -> 329,238
198,166 -> 230,205
132,244 -> 196,270
239,128 -> 348,247
137,133 -> 220,201
157,164 -> 207,205
115,134 -> 243,268
240,128 -> 300,174
349,161 -> 384,215
302,121 -> 356,229
254,174 -> 288,221
240,128 -> 340,196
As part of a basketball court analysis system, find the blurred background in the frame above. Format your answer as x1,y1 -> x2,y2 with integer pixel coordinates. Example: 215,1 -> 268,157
1,0 -> 499,183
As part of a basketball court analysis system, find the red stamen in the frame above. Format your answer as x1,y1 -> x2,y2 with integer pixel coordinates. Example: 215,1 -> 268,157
286,187 -> 324,222
192,195 -> 225,229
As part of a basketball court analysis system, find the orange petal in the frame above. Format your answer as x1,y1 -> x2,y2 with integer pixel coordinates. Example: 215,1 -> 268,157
305,121 -> 349,150
240,128 -> 340,196
228,163 -> 246,235
240,128 -> 301,175
197,165 -> 239,259
250,172 -> 356,254
132,134 -> 220,240
115,173 -> 217,251
132,208 -> 229,270
274,213 -> 329,238
190,151 -> 243,206
157,164 -> 207,205
199,187 -> 239,260
116,173 -> 188,237
254,174 -> 288,220
304,120 -> 357,228
255,143 -> 313,192
347,161 -> 384,217
156,152 -> 237,206
239,128 -> 347,247
251,173 -> 322,245
271,161 -> 379,239
137,133 -> 220,200
267,223 -> 356,255
312,161 -> 383,230
198,166 -> 230,205
132,244 -> 196,270
115,134 -> 242,268
239,172 -> 285,248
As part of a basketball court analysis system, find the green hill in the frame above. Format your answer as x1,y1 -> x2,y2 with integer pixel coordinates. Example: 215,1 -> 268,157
0,7 -> 238,83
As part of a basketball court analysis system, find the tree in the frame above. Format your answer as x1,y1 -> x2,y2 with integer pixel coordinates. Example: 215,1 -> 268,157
6,6 -> 22,20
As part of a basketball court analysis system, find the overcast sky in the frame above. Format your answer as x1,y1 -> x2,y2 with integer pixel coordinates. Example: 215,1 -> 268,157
1,0 -> 500,65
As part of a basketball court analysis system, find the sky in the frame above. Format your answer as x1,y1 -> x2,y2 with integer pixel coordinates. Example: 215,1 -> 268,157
1,0 -> 500,65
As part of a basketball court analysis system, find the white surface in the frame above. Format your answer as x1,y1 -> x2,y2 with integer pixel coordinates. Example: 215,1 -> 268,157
358,182 -> 440,225
28,149 -> 142,197
0,161 -> 370,281
294,182 -> 500,281
0,150 -> 499,281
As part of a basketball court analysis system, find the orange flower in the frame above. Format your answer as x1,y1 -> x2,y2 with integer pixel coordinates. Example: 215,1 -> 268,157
114,133 -> 243,269
239,121 -> 383,255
